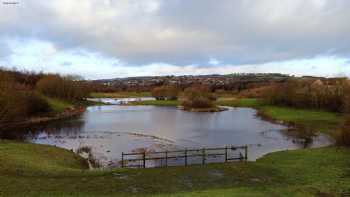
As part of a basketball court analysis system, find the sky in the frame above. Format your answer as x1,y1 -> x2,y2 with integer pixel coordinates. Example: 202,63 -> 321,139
1,0 -> 350,79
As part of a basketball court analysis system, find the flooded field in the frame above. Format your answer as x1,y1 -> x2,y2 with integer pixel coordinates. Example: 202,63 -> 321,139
0,98 -> 332,167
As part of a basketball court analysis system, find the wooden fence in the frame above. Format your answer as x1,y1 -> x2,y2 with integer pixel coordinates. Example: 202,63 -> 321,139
121,145 -> 248,168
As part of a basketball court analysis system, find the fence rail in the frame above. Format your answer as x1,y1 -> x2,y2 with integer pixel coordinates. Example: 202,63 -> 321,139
121,145 -> 248,168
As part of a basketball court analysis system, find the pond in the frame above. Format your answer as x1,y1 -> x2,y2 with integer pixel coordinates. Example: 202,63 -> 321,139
0,98 -> 332,168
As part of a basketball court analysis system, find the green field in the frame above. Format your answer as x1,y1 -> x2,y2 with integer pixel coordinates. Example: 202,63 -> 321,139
0,140 -> 349,196
90,92 -> 151,98
259,105 -> 345,134
216,98 -> 261,108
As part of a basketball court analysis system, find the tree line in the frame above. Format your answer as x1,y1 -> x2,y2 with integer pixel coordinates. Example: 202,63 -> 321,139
0,68 -> 90,126
263,78 -> 350,113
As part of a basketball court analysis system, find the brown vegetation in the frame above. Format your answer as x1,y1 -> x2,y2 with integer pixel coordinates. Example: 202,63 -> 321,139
238,85 -> 276,98
0,68 -> 90,128
36,74 -> 90,101
263,79 -> 350,112
181,85 -> 217,110
151,85 -> 180,100
336,117 -> 350,146
0,71 -> 50,126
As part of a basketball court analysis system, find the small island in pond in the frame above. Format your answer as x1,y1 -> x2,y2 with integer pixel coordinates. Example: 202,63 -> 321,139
152,85 -> 227,112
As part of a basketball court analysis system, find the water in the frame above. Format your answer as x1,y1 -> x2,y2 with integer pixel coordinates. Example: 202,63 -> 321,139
0,98 -> 332,167
87,97 -> 155,105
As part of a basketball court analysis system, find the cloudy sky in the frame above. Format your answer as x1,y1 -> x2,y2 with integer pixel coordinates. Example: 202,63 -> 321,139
1,0 -> 350,79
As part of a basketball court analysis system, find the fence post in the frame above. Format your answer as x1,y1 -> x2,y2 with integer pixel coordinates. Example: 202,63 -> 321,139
121,152 -> 124,168
244,146 -> 248,161
202,148 -> 206,165
143,152 -> 146,168
184,149 -> 188,166
225,146 -> 228,162
165,151 -> 168,167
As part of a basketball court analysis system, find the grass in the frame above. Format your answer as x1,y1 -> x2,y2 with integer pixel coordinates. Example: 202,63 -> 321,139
45,97 -> 105,113
216,97 -> 344,134
0,140 -> 349,196
259,105 -> 345,134
90,92 -> 151,98
216,98 -> 261,108
44,97 -> 73,113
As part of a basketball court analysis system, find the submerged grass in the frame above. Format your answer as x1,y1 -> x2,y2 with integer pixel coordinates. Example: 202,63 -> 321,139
0,140 -> 349,196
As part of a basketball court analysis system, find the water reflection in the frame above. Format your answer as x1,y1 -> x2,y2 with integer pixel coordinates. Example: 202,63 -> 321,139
0,102 -> 332,168
0,117 -> 84,140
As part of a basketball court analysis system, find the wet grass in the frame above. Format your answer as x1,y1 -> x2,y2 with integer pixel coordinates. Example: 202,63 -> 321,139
0,140 -> 350,196
259,106 -> 345,134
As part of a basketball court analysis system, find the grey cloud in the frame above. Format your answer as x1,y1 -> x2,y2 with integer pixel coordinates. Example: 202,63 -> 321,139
1,0 -> 350,66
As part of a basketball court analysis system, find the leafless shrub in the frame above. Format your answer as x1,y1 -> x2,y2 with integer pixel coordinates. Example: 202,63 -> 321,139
36,74 -> 90,101
151,85 -> 180,100
181,85 -> 216,109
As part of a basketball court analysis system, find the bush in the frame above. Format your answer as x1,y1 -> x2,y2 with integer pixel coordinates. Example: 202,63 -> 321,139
263,79 -> 350,112
181,86 -> 216,109
0,91 -> 51,125
151,85 -> 179,100
36,75 -> 90,101
24,91 -> 51,115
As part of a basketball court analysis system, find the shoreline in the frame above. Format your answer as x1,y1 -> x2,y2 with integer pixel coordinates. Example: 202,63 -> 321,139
178,105 -> 228,112
26,107 -> 85,124
1,105 -> 88,130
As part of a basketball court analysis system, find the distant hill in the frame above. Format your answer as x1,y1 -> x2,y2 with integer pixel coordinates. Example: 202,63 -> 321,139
91,73 -> 295,92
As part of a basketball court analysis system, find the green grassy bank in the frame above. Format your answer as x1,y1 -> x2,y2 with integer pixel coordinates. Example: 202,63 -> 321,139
45,97 -> 74,113
0,140 -> 349,196
259,106 -> 344,134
